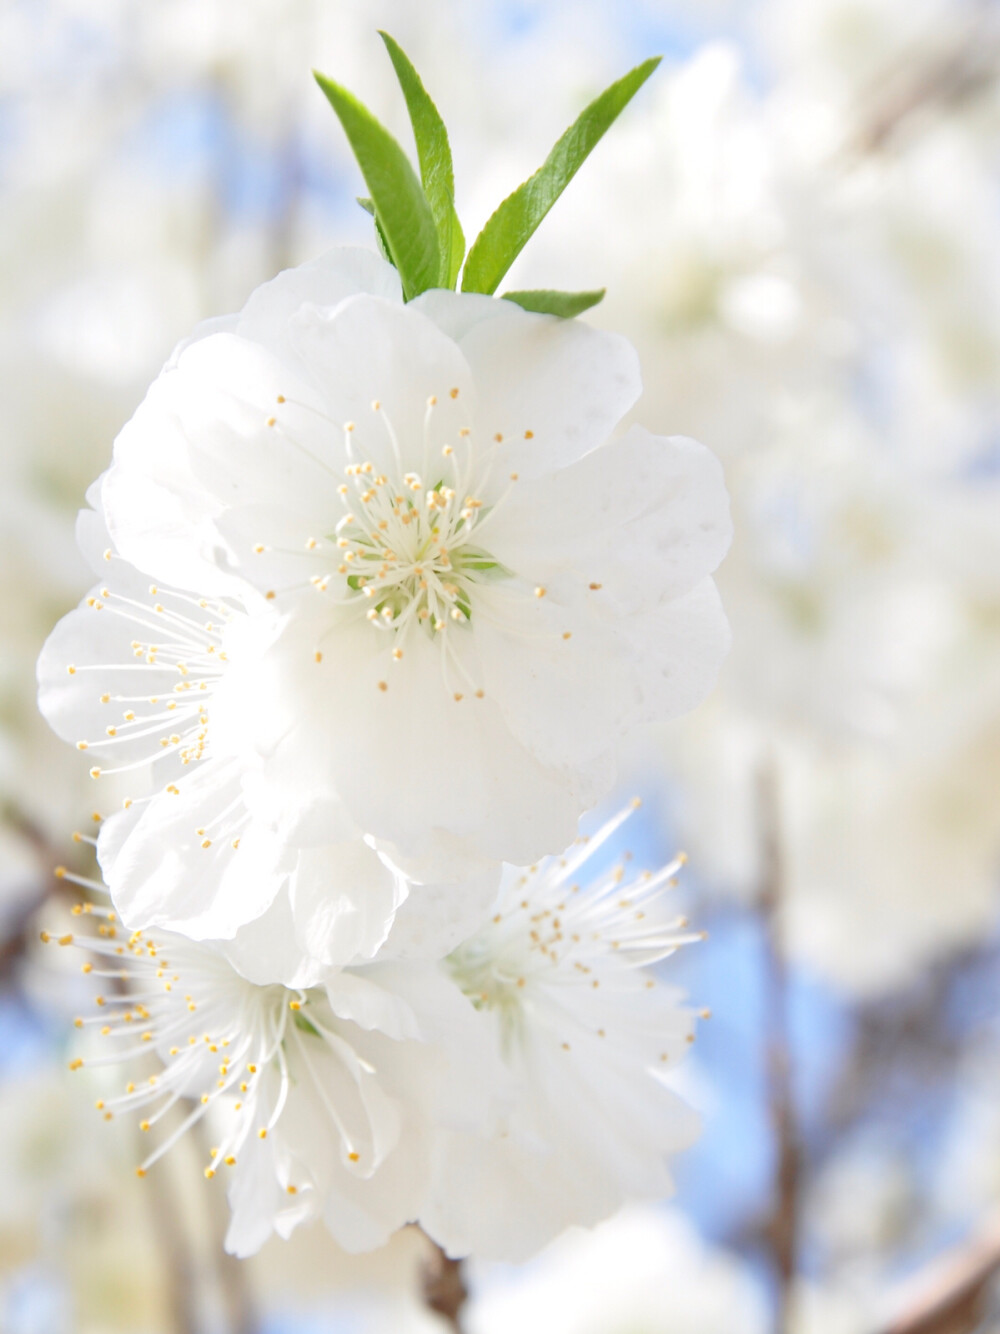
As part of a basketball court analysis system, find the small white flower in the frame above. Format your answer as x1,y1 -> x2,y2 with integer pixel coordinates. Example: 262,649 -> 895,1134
96,246 -> 731,872
422,803 -> 704,1261
46,869 -> 505,1258
37,510 -> 498,971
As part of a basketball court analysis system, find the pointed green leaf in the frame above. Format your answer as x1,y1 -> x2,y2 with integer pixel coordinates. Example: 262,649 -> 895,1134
502,288 -> 606,318
378,32 -> 465,287
461,56 -> 661,295
314,70 -> 440,300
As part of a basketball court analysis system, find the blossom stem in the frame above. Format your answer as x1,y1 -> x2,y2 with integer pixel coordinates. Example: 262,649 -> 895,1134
420,1236 -> 468,1332
757,759 -> 800,1334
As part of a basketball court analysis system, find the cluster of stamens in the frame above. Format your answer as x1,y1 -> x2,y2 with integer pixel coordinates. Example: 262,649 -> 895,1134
256,393 -> 538,657
44,867 -> 363,1187
67,559 -> 236,831
449,801 -> 708,1059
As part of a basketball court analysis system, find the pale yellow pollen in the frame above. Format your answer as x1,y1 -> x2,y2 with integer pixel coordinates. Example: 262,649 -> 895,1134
67,664 -> 76,675
589,582 -> 602,591
524,429 -> 534,439
534,586 -> 546,598
266,416 -> 276,427
449,387 -> 459,399
348,1151 -> 360,1163
377,680 -> 388,692
314,651 -> 322,663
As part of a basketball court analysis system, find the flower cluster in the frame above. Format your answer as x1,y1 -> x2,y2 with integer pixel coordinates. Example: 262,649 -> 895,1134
37,129 -> 730,1255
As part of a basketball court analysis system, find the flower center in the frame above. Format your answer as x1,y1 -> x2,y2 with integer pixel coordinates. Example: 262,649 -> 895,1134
328,461 -> 507,634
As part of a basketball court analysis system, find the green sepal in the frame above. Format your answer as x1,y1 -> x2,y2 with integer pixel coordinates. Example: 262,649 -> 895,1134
293,1012 -> 321,1039
461,56 -> 661,295
378,32 -> 465,287
314,70 -> 441,300
357,196 -> 397,269
502,288 -> 606,318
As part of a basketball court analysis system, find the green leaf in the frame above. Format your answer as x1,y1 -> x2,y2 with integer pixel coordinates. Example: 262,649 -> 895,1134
461,56 -> 661,295
378,31 -> 465,287
314,70 -> 441,300
502,288 -> 606,318
357,196 -> 397,269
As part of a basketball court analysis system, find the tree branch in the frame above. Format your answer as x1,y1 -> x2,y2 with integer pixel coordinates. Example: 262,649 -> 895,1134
757,760 -> 800,1334
877,1210 -> 1000,1334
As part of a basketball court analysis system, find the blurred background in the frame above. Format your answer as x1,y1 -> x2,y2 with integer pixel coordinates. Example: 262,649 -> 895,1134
2,1 -> 1000,1330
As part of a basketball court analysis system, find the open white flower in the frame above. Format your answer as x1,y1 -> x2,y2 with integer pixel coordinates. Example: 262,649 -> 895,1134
421,803 -> 704,1261
96,246 -> 731,871
37,504 -> 499,974
46,869 -> 505,1258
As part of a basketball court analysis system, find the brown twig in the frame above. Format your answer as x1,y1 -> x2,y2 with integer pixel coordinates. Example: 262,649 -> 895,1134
420,1237 -> 468,1333
757,761 -> 800,1334
877,1210 -> 1000,1334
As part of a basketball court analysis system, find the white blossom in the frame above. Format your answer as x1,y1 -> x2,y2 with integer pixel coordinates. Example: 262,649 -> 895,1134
421,804 -> 703,1260
45,870 -> 505,1258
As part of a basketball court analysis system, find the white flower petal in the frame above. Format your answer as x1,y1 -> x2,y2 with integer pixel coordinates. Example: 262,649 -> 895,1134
412,289 -> 642,477
98,758 -> 288,938
286,293 -> 475,476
